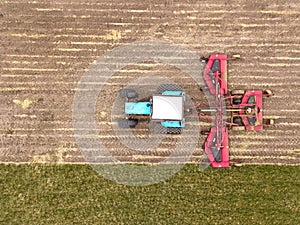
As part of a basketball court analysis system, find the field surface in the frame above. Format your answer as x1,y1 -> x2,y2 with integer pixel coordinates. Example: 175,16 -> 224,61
0,0 -> 300,164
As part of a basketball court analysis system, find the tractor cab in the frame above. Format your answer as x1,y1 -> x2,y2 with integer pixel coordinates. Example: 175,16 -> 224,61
151,94 -> 185,128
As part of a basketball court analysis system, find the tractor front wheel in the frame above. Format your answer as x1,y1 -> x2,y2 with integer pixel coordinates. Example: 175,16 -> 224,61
119,89 -> 138,99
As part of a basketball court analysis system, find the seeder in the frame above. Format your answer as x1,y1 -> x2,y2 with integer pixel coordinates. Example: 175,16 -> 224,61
198,54 -> 274,168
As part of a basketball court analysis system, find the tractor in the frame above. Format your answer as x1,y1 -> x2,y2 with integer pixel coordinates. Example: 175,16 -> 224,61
118,84 -> 186,134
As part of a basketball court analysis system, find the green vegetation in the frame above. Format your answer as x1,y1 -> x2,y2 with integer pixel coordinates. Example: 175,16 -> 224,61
0,164 -> 299,224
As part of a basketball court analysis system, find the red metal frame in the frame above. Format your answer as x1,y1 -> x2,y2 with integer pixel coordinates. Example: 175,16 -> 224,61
225,90 -> 264,131
201,54 -> 231,168
240,90 -> 263,131
204,127 -> 230,168
200,54 -> 272,168
203,54 -> 228,95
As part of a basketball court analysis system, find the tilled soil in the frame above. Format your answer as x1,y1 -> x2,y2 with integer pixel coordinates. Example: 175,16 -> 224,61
0,0 -> 299,165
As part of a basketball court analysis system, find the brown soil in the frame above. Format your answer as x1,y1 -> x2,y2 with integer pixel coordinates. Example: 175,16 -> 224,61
0,0 -> 299,165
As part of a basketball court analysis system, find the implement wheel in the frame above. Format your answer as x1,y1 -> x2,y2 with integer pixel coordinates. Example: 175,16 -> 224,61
231,126 -> 246,131
263,89 -> 273,96
231,89 -> 245,95
232,54 -> 240,59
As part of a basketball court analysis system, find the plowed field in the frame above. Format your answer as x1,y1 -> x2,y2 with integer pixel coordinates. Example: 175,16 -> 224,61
0,0 -> 299,165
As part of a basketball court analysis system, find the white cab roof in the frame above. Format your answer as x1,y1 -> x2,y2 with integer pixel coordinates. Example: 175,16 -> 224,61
151,95 -> 183,120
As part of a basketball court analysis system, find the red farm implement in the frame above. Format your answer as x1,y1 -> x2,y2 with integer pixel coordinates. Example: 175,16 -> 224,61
197,54 -> 274,168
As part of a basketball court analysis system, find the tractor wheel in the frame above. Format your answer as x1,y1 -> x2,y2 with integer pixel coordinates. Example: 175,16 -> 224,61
118,118 -> 138,128
233,117 -> 243,125
156,124 -> 181,134
156,83 -> 183,94
231,89 -> 245,95
231,126 -> 246,131
119,89 -> 138,99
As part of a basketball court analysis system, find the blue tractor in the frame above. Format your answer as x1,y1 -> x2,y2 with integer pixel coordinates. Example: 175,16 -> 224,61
118,84 -> 186,134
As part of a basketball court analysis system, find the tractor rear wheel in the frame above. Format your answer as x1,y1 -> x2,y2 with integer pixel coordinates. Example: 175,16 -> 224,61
156,124 -> 181,134
119,89 -> 138,99
156,84 -> 183,94
167,127 -> 181,135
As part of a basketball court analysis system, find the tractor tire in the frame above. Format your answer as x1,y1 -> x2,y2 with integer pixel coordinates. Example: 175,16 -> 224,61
118,118 -> 138,128
167,127 -> 181,135
119,89 -> 138,99
156,84 -> 183,94
231,89 -> 245,95
156,124 -> 181,134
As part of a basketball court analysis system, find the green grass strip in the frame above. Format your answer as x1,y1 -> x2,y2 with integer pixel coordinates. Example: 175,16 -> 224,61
0,164 -> 299,225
